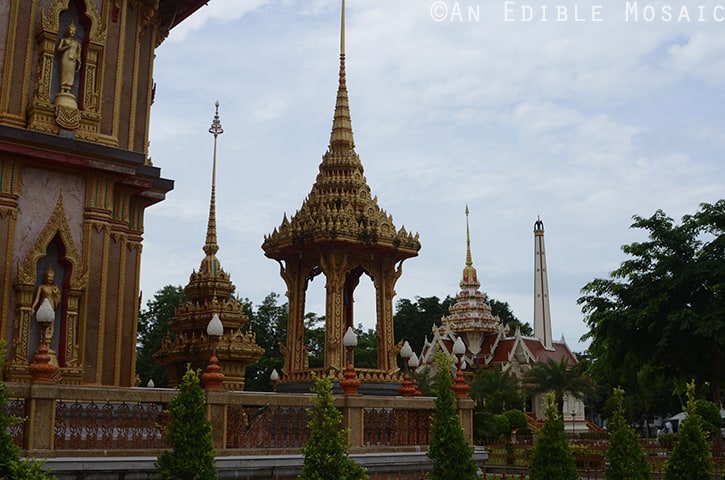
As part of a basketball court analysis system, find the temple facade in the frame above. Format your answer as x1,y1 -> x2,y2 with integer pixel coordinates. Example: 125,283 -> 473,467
262,1 -> 420,391
0,0 -> 207,386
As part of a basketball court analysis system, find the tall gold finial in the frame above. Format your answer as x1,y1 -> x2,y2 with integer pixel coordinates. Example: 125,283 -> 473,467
329,0 -> 354,149
202,101 -> 223,266
465,205 -> 472,267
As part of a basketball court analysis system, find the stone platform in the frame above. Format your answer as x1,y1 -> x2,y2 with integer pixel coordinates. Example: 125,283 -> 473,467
43,449 -> 489,479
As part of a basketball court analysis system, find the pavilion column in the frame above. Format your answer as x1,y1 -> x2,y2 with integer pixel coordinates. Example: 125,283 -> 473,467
374,258 -> 402,372
282,259 -> 308,376
323,251 -> 348,373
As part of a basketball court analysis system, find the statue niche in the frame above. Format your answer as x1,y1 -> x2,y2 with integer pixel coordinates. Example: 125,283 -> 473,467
29,248 -> 68,368
28,0 -> 106,141
53,6 -> 86,129
7,195 -> 86,384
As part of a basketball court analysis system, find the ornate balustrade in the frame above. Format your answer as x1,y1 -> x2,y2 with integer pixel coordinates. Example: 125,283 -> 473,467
3,382 -> 474,457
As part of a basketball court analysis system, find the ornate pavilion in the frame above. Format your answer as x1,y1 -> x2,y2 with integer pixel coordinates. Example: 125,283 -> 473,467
262,2 -> 421,392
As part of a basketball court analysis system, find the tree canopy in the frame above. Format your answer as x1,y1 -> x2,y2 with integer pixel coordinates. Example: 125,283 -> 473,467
136,285 -> 185,387
579,200 -> 725,410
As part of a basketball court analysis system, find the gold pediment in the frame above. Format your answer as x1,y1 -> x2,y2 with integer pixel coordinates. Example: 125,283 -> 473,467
15,194 -> 87,289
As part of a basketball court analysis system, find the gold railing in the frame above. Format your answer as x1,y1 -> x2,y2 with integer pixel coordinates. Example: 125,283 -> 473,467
4,382 -> 474,457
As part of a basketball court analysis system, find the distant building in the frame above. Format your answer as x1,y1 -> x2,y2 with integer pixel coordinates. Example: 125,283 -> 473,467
418,211 -> 586,431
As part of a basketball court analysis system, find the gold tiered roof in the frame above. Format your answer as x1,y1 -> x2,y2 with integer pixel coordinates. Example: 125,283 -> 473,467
262,5 -> 420,259
155,103 -> 263,390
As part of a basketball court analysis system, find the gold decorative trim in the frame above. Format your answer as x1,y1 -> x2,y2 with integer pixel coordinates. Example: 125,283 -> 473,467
15,194 -> 86,288
42,0 -> 105,41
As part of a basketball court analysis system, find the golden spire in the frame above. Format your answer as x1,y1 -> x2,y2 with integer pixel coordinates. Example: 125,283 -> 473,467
201,101 -> 223,274
461,205 -> 477,286
465,205 -> 473,267
329,0 -> 354,149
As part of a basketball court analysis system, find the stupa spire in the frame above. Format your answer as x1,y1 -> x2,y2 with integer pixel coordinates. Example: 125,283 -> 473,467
201,101 -> 223,275
533,216 -> 553,349
329,0 -> 354,149
465,205 -> 473,267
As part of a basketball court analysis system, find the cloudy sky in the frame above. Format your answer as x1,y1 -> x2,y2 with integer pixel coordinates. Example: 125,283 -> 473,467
141,0 -> 725,352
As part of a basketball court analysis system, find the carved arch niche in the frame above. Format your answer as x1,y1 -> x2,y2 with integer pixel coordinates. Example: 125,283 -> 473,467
27,0 -> 107,143
7,195 -> 87,384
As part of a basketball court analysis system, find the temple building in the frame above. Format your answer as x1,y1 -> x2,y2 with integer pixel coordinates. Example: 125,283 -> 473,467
262,1 -> 421,392
0,0 -> 208,385
154,103 -> 264,390
419,211 -> 585,430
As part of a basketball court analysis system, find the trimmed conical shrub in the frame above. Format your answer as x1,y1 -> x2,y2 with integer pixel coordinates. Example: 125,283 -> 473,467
428,352 -> 479,480
528,392 -> 578,480
156,366 -> 216,480
664,381 -> 713,480
300,373 -> 367,480
605,387 -> 651,480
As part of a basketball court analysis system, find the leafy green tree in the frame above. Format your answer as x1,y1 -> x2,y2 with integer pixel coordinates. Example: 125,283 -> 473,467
693,399 -> 721,442
428,352 -> 478,480
469,367 -> 523,414
300,374 -> 368,480
156,366 -> 216,480
0,340 -> 56,480
605,387 -> 651,480
664,381 -> 714,480
394,296 -> 455,355
489,298 -> 532,336
528,392 -> 578,480
523,357 -> 594,415
579,201 -> 725,409
245,292 -> 288,391
353,325 -> 378,369
136,285 -> 185,387
304,312 -> 326,368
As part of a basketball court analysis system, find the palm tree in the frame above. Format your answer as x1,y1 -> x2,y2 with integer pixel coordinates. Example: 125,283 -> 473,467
523,357 -> 594,415
469,366 -> 524,414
